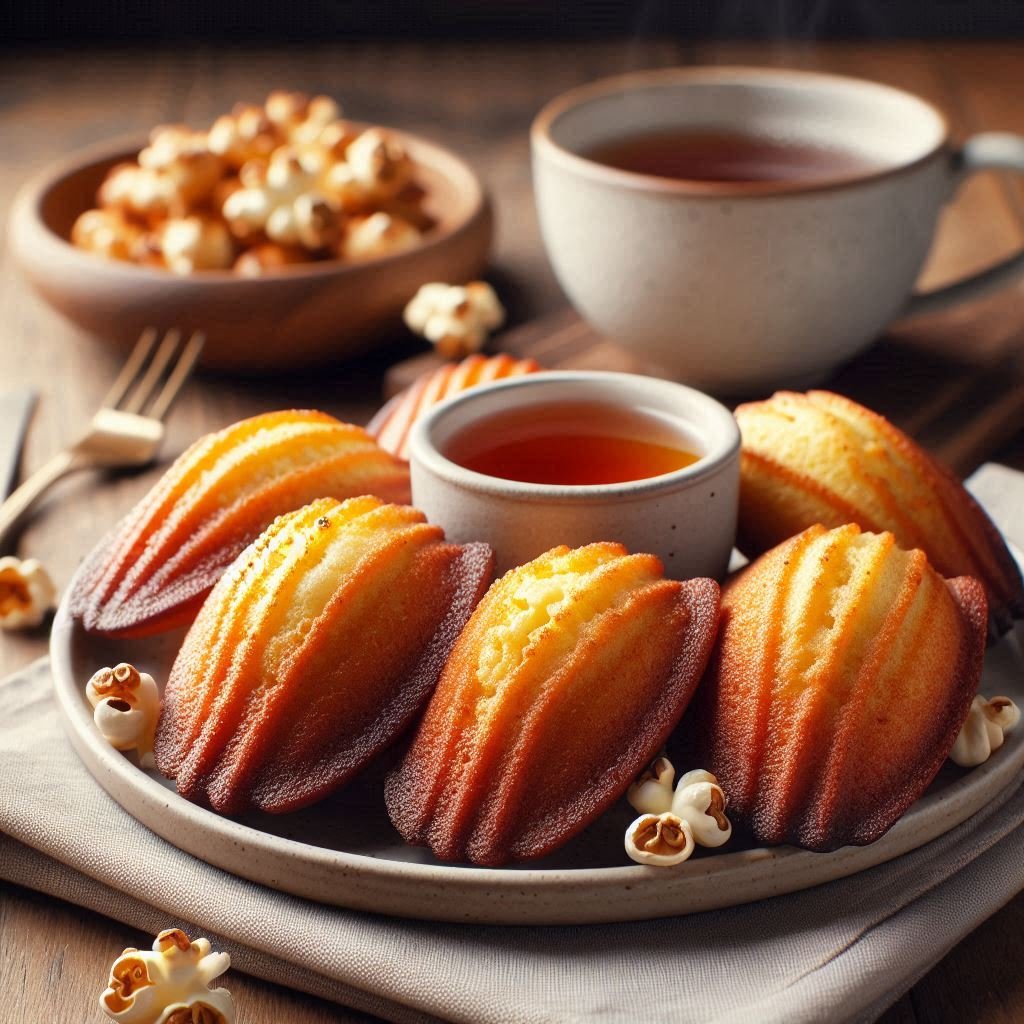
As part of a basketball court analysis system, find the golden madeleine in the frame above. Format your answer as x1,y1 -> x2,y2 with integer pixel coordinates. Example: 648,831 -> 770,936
689,524 -> 986,851
369,353 -> 542,461
735,390 -> 1023,636
155,496 -> 493,814
386,542 -> 720,865
70,410 -> 410,637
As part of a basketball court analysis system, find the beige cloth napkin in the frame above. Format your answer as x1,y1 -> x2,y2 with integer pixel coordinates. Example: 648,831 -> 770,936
1,463 -> 1023,1024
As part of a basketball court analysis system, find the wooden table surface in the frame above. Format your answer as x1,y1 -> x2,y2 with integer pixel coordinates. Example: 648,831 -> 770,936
2,38 -> 1024,1024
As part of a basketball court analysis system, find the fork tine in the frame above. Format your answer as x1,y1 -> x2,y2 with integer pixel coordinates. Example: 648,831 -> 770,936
120,329 -> 182,415
146,332 -> 206,421
102,327 -> 159,410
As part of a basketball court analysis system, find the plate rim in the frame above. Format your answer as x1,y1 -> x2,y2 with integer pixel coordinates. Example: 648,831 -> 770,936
50,552 -> 1024,924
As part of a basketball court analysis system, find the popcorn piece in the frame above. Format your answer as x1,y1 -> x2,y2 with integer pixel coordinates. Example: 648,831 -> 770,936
321,160 -> 375,213
71,209 -> 144,262
138,125 -> 223,207
267,90 -> 345,151
86,663 -> 161,767
0,556 -> 56,630
672,769 -> 733,848
265,90 -> 340,137
625,755 -> 676,815
222,148 -> 343,250
950,694 -> 1021,767
131,232 -> 170,271
625,812 -> 695,866
624,756 -> 732,866
344,127 -> 414,201
100,928 -> 234,1024
403,281 -> 506,359
342,211 -> 420,263
294,120 -> 358,173
156,216 -> 235,275
234,242 -> 307,277
208,103 -> 280,169
99,163 -> 185,222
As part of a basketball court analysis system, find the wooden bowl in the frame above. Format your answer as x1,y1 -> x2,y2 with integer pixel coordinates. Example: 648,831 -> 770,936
8,128 -> 493,372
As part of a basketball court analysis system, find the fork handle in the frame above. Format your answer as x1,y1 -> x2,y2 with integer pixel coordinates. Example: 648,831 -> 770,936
0,449 -> 82,550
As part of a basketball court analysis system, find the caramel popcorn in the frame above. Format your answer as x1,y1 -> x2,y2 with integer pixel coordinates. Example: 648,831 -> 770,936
138,125 -> 223,207
345,127 -> 415,200
950,694 -> 1021,767
403,280 -> 505,358
0,556 -> 57,630
100,929 -> 234,1024
98,163 -> 185,222
624,756 -> 732,866
157,216 -> 235,275
342,211 -> 421,262
86,662 -> 161,766
71,208 -> 144,262
222,148 -> 343,250
234,242 -> 308,276
73,91 -> 434,274
208,103 -> 280,168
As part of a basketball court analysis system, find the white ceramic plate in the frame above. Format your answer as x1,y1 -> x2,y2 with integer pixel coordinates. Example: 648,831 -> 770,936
51,560 -> 1024,926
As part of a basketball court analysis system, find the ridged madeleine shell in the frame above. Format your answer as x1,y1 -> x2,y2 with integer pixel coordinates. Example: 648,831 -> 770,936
688,524 -> 987,851
368,353 -> 542,460
736,390 -> 1023,636
155,496 -> 494,814
386,542 -> 721,865
70,410 -> 410,637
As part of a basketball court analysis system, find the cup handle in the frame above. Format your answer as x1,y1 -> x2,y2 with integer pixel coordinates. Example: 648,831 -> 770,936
902,132 -> 1024,319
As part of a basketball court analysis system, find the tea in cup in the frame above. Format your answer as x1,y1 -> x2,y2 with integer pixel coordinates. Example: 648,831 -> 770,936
532,66 -> 1024,393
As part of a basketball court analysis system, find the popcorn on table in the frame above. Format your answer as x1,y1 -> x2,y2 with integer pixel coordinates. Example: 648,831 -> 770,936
0,556 -> 57,630
403,281 -> 506,359
950,694 -> 1021,767
86,663 -> 161,768
624,756 -> 732,866
100,928 -> 234,1024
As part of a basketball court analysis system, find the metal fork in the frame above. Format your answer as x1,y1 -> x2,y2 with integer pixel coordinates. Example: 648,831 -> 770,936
0,328 -> 205,547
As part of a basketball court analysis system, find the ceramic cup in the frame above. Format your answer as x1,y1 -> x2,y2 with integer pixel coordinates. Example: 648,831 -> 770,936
409,370 -> 740,578
531,66 -> 1024,394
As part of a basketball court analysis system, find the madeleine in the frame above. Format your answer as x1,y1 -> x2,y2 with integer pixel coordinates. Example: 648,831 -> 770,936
735,389 -> 1023,636
386,542 -> 720,865
689,523 -> 986,851
155,496 -> 493,813
70,410 -> 410,636
369,353 -> 541,460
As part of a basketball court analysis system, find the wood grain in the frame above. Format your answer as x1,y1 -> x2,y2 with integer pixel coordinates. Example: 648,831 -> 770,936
1,39 -> 1023,1024
0,881 -> 372,1023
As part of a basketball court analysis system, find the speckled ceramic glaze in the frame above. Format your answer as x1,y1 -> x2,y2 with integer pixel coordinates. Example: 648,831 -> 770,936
532,67 -> 1024,394
50,569 -> 1024,925
408,371 -> 741,577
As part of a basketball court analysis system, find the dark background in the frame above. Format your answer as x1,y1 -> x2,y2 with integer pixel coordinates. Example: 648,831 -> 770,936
4,0 -> 1024,45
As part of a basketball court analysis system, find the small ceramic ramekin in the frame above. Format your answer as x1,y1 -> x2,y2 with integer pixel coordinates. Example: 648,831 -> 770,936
409,370 -> 740,578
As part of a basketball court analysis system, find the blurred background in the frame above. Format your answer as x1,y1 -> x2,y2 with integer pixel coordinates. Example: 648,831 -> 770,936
6,0 -> 1024,42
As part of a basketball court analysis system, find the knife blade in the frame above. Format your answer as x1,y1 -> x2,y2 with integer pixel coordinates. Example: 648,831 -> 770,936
0,390 -> 37,501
